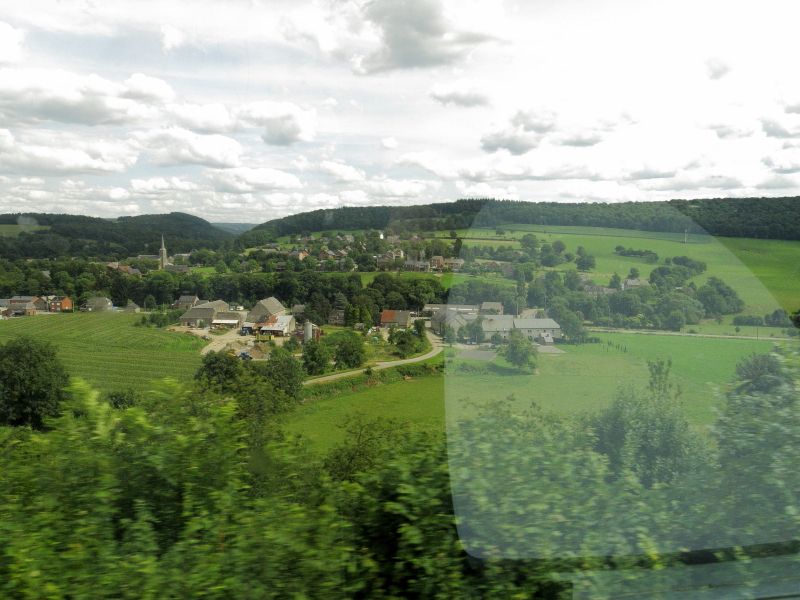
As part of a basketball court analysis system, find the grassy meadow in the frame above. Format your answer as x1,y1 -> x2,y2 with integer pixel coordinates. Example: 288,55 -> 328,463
0,313 -> 208,395
285,375 -> 445,450
446,333 -> 774,426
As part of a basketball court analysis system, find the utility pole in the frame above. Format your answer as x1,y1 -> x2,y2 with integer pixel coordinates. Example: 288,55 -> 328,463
684,229 -> 688,244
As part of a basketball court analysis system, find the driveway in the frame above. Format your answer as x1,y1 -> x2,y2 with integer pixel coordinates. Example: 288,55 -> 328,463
304,328 -> 445,385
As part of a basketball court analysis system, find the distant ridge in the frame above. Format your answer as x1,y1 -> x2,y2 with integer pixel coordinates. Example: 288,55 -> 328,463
246,197 -> 800,242
212,222 -> 258,235
0,212 -> 232,260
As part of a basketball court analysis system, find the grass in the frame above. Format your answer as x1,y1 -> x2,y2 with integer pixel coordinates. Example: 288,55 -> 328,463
0,313 -> 208,395
284,376 -> 445,450
446,333 -> 774,425
0,224 -> 49,237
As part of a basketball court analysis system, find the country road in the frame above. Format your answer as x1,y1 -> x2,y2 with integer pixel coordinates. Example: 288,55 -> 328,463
304,332 -> 445,385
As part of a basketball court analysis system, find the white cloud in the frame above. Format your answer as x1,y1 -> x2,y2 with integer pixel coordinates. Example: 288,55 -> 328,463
510,109 -> 557,133
0,22 -> 25,65
706,57 -> 730,80
319,159 -> 365,182
167,102 -> 238,133
0,128 -> 138,175
364,177 -> 440,197
455,181 -> 518,199
130,127 -> 242,168
122,73 -> 175,103
236,101 -> 317,145
0,68 -> 168,126
755,174 -> 796,189
355,0 -> 498,74
130,177 -> 199,193
161,24 -> 186,52
380,136 -> 398,149
480,127 -> 540,155
206,166 -> 303,193
430,80 -> 490,107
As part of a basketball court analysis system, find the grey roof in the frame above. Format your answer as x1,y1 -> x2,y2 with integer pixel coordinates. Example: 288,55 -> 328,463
196,300 -> 227,309
126,302 -> 140,308
178,295 -> 199,302
250,297 -> 285,317
180,306 -> 218,321
10,295 -> 37,301
481,301 -> 503,311
213,311 -> 243,322
481,315 -> 515,333
512,318 -> 561,330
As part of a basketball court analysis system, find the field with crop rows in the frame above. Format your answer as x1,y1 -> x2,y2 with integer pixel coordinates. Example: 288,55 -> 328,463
0,313 -> 208,395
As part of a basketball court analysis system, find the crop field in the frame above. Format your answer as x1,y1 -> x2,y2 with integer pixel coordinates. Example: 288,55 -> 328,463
0,313 -> 208,395
446,333 -> 774,425
443,224 -> 797,315
284,376 -> 445,450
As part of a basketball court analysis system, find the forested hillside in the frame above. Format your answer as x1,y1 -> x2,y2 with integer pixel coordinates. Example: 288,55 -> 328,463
0,212 -> 232,260
249,197 -> 800,241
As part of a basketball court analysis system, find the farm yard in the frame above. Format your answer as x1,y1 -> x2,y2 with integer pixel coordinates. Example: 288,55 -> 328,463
0,313 -> 208,395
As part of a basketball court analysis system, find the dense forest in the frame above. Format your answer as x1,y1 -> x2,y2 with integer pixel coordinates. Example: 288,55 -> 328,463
0,212 -> 232,260
252,196 -> 800,241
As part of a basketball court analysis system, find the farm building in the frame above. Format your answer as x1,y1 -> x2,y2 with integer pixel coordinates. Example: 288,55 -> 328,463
123,303 -> 140,313
10,296 -> 46,311
480,301 -> 504,315
179,300 -> 228,327
259,315 -> 296,336
381,310 -> 413,328
4,302 -> 36,317
211,311 -> 244,329
291,304 -> 305,319
245,297 -> 286,324
431,308 -> 471,335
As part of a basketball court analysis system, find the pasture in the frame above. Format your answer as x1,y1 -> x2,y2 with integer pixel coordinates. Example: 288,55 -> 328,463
446,333 -> 774,425
284,375 -> 445,450
0,313 -> 208,395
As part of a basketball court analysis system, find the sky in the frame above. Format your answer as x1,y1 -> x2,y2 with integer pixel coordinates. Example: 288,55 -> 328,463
1,0 -> 800,224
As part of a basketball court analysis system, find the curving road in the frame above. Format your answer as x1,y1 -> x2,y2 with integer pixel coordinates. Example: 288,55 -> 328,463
304,331 -> 445,385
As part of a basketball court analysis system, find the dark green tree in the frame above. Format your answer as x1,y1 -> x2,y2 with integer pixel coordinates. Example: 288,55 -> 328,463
262,346 -> 306,398
334,332 -> 367,370
499,328 -> 537,372
302,339 -> 331,376
0,336 -> 69,429
195,351 -> 243,390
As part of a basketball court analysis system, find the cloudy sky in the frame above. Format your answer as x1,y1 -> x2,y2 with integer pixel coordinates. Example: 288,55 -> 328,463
0,0 -> 799,223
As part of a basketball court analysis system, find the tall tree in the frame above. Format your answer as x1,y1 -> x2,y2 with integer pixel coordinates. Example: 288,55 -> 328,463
499,329 -> 537,372
0,336 -> 70,429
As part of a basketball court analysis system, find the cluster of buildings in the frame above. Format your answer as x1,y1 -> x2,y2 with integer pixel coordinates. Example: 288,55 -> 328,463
429,303 -> 562,345
584,278 -> 650,298
0,295 -> 74,317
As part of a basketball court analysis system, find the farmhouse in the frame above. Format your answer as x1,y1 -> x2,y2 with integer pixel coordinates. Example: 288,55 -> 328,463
381,310 -> 413,328
443,258 -> 465,271
10,296 -> 46,311
172,294 -> 200,310
622,278 -> 650,290
431,308 -> 473,335
123,302 -> 140,313
42,296 -> 72,312
512,318 -> 562,343
481,315 -> 515,338
328,309 -> 345,326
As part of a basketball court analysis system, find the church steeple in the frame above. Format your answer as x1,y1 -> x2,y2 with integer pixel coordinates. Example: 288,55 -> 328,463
158,234 -> 168,270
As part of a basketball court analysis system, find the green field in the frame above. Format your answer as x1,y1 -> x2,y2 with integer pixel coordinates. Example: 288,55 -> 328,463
447,333 -> 775,425
0,313 -> 208,395
450,224 -> 798,314
285,376 -> 445,450
0,224 -> 48,237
